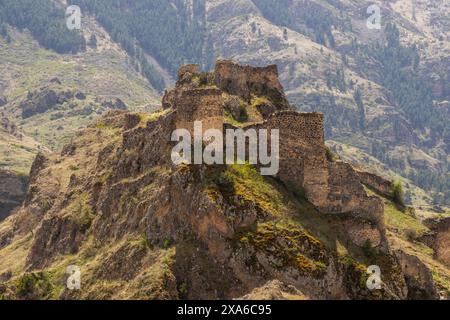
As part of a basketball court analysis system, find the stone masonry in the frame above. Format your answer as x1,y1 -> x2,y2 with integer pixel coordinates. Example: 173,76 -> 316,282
214,59 -> 289,107
175,88 -> 224,136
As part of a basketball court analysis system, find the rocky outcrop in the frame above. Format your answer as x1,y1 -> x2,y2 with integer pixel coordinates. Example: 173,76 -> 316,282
95,97 -> 127,110
0,112 -> 21,138
135,61 -> 388,252
395,250 -> 439,300
0,96 -> 7,107
356,170 -> 393,197
419,217 -> 450,267
0,169 -> 28,222
163,59 -> 291,115
164,61 -> 386,252
246,111 -> 386,250
21,88 -> 74,119
214,60 -> 289,107
238,280 -> 309,300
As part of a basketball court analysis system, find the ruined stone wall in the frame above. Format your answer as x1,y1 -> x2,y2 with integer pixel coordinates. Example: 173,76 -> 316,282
161,61 -> 387,249
395,250 -> 439,299
356,170 -> 392,197
248,111 -> 328,205
178,64 -> 200,79
214,60 -> 287,105
175,88 -> 224,136
326,162 -> 385,236
326,162 -> 367,214
261,111 -> 324,144
119,111 -> 177,179
247,110 -> 386,249
422,217 -> 450,267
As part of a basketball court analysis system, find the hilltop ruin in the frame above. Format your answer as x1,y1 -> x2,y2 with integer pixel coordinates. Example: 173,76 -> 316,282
163,60 -> 386,249
3,60 -> 435,300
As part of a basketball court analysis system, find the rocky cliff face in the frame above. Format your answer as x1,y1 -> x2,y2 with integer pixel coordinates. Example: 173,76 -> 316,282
420,218 -> 450,267
0,61 -> 444,300
0,170 -> 28,222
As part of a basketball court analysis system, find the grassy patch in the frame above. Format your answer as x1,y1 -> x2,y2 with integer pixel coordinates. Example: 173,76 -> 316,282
137,109 -> 170,126
67,193 -> 95,233
384,199 -> 429,238
16,272 -> 55,300
237,219 -> 329,277
225,163 -> 290,216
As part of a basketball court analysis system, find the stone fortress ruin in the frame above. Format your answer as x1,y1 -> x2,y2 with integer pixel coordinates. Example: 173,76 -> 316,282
158,60 -> 387,249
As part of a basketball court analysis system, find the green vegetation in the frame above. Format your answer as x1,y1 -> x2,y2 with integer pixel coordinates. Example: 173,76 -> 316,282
70,193 -> 94,232
137,109 -> 170,126
384,198 -> 429,239
252,0 -> 338,47
224,163 -> 289,216
162,239 -> 172,249
16,272 -> 55,299
326,65 -> 347,92
325,146 -> 338,162
88,34 -> 97,49
0,0 -> 86,54
390,181 -> 405,208
140,233 -> 151,249
178,282 -> 188,295
371,24 -> 439,129
362,239 -> 377,263
238,220 -> 328,277
353,87 -> 365,132
75,0 -> 215,89
0,19 -> 11,42
237,104 -> 249,122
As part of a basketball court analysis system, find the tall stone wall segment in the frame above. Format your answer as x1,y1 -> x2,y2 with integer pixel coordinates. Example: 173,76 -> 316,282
175,88 -> 224,136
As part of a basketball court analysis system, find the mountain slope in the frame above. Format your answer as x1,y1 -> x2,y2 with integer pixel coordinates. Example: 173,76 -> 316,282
1,61 -> 447,299
0,10 -> 162,174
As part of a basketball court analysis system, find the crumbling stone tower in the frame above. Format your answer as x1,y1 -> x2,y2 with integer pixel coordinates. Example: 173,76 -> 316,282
214,59 -> 288,106
175,88 -> 224,137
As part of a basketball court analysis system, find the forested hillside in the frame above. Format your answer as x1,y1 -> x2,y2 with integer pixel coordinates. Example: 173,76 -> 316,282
0,0 -> 85,54
73,0 -> 215,91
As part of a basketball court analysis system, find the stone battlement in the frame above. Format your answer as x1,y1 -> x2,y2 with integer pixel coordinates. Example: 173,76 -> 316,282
258,111 -> 324,143
214,60 -> 288,106
177,64 -> 200,79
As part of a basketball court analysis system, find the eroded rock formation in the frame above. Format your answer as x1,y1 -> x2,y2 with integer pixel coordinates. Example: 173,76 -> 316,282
0,169 -> 28,222
420,217 -> 450,267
